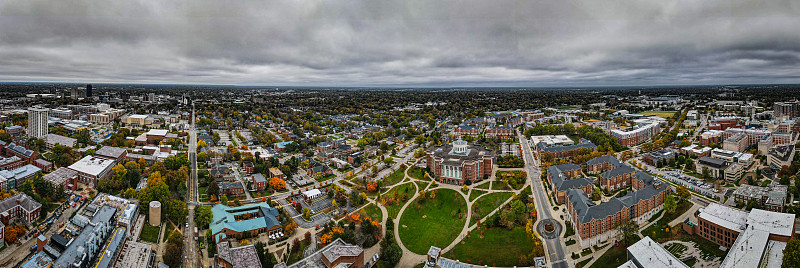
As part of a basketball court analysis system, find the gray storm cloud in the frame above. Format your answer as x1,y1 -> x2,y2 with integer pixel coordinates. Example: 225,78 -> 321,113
0,0 -> 799,86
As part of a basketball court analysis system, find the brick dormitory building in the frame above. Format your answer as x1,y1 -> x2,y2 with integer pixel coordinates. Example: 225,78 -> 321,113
426,139 -> 493,185
598,164 -> 636,192
548,163 -> 593,204
566,171 -> 669,246
535,138 -> 597,159
585,155 -> 622,174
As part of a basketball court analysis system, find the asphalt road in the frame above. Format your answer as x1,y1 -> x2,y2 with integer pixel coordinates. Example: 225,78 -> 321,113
519,133 -> 568,268
185,102 -> 199,268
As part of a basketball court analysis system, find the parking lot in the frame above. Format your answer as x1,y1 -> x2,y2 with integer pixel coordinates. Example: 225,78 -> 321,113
662,170 -> 720,198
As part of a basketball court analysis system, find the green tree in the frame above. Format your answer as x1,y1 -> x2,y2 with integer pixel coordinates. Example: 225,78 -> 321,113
220,194 -> 229,205
125,161 -> 141,189
194,205 -> 213,229
163,230 -> 184,268
380,230 -> 402,266
664,194 -> 677,214
783,237 -> 800,268
255,241 -> 276,267
616,218 -> 639,247
167,199 -> 188,224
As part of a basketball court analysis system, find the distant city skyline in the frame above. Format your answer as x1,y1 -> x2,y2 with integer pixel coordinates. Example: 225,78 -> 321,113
1,0 -> 799,87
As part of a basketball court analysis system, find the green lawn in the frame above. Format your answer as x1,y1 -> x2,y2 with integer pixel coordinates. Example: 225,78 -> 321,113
491,181 -> 511,190
577,257 -> 594,268
679,235 -> 727,258
384,168 -> 406,186
475,182 -> 491,190
469,189 -> 488,202
384,182 -> 417,219
316,173 -> 336,182
399,188 -> 467,254
470,192 -> 513,225
445,227 -> 539,267
408,167 -> 426,180
140,223 -> 160,244
591,244 -> 631,268
642,201 -> 692,241
360,203 -> 383,221
638,111 -> 677,119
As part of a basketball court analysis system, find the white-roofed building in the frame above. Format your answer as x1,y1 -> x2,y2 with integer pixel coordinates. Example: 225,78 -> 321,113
746,209 -> 796,240
719,226 -> 770,268
696,203 -> 748,248
67,155 -> 116,186
624,236 -> 688,268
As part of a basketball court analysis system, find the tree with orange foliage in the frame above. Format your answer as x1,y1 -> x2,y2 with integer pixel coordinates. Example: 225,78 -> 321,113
349,212 -> 362,223
366,181 -> 378,192
284,222 -> 298,235
4,224 -> 25,244
270,177 -> 286,190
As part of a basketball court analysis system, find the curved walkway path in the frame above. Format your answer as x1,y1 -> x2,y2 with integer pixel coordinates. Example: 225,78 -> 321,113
370,157 -> 533,266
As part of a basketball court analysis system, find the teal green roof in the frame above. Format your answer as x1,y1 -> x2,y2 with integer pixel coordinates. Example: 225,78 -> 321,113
210,203 -> 281,242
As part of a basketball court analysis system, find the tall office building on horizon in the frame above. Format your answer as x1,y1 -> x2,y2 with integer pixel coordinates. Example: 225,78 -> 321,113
27,107 -> 49,138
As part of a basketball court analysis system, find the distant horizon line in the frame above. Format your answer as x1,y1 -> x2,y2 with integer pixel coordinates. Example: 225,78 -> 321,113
1,81 -> 799,90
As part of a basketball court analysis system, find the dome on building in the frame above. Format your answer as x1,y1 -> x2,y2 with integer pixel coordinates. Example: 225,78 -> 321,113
451,139 -> 469,155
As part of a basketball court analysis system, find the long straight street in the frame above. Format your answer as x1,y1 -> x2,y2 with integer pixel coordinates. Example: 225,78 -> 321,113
519,133 -> 568,268
185,102 -> 199,268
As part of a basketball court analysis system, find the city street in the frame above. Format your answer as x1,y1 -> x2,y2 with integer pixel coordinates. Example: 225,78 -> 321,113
519,133 -> 568,268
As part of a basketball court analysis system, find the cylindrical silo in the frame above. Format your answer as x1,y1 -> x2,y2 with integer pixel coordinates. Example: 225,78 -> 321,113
149,201 -> 161,226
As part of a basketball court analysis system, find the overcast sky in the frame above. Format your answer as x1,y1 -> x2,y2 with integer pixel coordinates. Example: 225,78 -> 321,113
1,0 -> 799,87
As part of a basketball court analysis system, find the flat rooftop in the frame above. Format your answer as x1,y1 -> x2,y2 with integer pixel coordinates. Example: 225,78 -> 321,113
747,209 -> 795,237
719,227 -> 770,268
146,129 -> 168,136
113,241 -> 152,268
627,236 -> 689,268
698,203 -> 747,232
68,155 -> 116,177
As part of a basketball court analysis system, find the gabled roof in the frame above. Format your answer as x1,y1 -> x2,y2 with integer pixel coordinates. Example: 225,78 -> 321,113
601,165 -> 635,179
618,183 -> 669,207
568,182 -> 669,224
252,173 -> 267,183
632,171 -> 656,186
6,143 -> 34,157
311,164 -> 329,173
558,177 -> 594,191
586,155 -> 622,167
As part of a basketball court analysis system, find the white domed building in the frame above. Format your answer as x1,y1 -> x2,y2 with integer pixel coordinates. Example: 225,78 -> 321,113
425,139 -> 494,185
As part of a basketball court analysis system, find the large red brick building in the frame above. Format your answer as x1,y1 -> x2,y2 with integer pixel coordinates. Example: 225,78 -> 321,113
426,139 -> 493,185
598,165 -> 636,192
0,193 -> 42,242
548,164 -> 593,204
585,155 -> 622,174
566,172 -> 669,246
